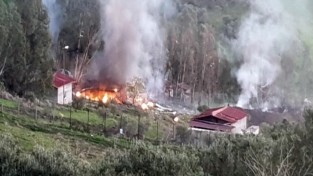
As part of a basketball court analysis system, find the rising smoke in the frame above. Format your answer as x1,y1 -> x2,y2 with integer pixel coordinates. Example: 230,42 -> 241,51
42,0 -> 62,56
233,0 -> 313,110
90,0 -> 176,95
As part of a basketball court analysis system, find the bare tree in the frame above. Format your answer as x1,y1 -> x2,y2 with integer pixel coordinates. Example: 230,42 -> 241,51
245,145 -> 313,176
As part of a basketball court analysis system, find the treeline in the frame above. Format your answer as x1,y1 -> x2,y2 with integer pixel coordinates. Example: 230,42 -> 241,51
0,0 -> 53,96
2,0 -> 312,106
0,0 -> 246,102
51,0 -> 249,105
2,110 -> 313,175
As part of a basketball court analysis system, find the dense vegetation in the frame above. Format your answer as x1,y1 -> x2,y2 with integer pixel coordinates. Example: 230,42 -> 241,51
0,109 -> 313,175
1,0 -> 312,107
0,0 -> 53,96
0,0 -> 249,103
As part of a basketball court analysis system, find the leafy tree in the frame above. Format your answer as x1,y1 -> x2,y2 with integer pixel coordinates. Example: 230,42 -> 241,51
1,0 -> 54,96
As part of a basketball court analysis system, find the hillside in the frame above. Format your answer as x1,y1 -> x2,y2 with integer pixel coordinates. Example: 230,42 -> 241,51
2,96 -> 313,175
1,0 -> 313,174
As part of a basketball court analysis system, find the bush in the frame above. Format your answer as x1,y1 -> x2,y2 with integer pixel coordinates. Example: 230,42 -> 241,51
0,134 -> 88,175
93,142 -> 204,176
176,125 -> 192,143
73,97 -> 86,110
197,105 -> 208,112
24,91 -> 36,102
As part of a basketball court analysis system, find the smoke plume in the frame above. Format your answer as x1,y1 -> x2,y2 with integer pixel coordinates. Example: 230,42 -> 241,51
90,0 -> 175,94
233,0 -> 313,109
42,0 -> 62,55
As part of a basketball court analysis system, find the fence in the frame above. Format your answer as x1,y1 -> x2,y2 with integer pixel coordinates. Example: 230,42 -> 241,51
0,98 -> 186,146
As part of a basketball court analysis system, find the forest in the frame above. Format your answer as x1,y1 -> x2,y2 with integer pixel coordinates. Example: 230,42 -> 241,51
1,0 -> 312,108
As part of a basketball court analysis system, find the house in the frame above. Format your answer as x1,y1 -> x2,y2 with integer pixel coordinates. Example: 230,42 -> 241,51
53,71 -> 76,105
189,105 -> 249,134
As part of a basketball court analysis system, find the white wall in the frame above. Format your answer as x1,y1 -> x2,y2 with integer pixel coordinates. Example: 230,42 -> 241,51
57,83 -> 73,105
231,116 -> 248,134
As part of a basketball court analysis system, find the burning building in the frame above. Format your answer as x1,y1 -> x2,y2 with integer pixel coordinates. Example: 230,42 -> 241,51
73,77 -> 157,111
74,79 -> 127,104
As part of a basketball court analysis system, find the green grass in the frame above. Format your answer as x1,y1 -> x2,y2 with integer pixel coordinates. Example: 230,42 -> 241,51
55,109 -> 119,129
0,112 -> 57,150
0,111 -> 132,152
0,98 -> 18,108
0,97 -> 190,150
145,121 -> 164,140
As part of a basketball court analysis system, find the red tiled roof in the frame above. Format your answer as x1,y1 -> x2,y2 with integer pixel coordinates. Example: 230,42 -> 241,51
53,72 -> 76,88
193,106 -> 248,123
189,120 -> 234,131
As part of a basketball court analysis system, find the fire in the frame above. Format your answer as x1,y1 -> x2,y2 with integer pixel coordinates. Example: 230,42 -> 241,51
147,101 -> 154,107
141,103 -> 148,110
75,88 -> 125,104
76,91 -> 81,97
102,93 -> 108,104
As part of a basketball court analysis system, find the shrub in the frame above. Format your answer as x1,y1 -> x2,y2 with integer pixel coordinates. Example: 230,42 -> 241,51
175,125 -> 192,143
197,105 -> 208,112
93,142 -> 204,176
73,97 -> 86,110
24,91 -> 36,102
0,134 -> 89,176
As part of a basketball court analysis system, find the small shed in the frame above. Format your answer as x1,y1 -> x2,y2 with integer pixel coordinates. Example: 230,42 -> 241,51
189,105 -> 249,134
53,71 -> 76,105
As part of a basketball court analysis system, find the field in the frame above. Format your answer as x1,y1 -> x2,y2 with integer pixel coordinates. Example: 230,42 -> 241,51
0,96 -> 190,159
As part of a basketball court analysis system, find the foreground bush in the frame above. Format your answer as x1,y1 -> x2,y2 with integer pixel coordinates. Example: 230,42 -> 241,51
93,143 -> 203,176
0,134 -> 89,176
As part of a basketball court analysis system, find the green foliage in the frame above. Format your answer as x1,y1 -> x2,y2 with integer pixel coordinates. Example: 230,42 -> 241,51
175,125 -> 192,143
197,105 -> 208,112
93,142 -> 204,176
73,96 -> 86,110
0,0 -> 53,96
0,134 -> 89,175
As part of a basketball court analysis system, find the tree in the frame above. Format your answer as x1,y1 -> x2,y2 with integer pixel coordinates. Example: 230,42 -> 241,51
3,0 -> 54,96
126,77 -> 146,104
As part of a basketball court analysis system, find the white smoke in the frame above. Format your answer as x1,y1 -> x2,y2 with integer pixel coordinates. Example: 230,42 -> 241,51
42,0 -> 62,54
233,0 -> 308,109
93,0 -> 175,95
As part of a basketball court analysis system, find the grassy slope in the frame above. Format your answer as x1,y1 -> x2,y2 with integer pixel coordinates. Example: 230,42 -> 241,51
0,98 -> 188,159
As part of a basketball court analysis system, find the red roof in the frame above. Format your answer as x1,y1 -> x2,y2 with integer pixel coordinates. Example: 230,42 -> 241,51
53,72 -> 76,88
193,106 -> 248,123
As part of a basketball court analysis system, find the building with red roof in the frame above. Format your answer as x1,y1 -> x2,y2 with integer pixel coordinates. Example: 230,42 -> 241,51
189,105 -> 249,134
53,71 -> 76,105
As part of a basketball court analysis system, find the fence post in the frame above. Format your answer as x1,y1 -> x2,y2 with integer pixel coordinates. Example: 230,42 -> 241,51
69,105 -> 72,129
87,108 -> 90,132
137,114 -> 140,139
52,106 -> 55,122
18,102 -> 20,116
104,112 -> 107,133
35,106 -> 38,120
156,120 -> 159,141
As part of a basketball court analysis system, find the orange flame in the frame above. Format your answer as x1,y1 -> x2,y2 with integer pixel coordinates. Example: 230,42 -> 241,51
102,93 -> 108,104
76,91 -> 81,97
141,103 -> 148,110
